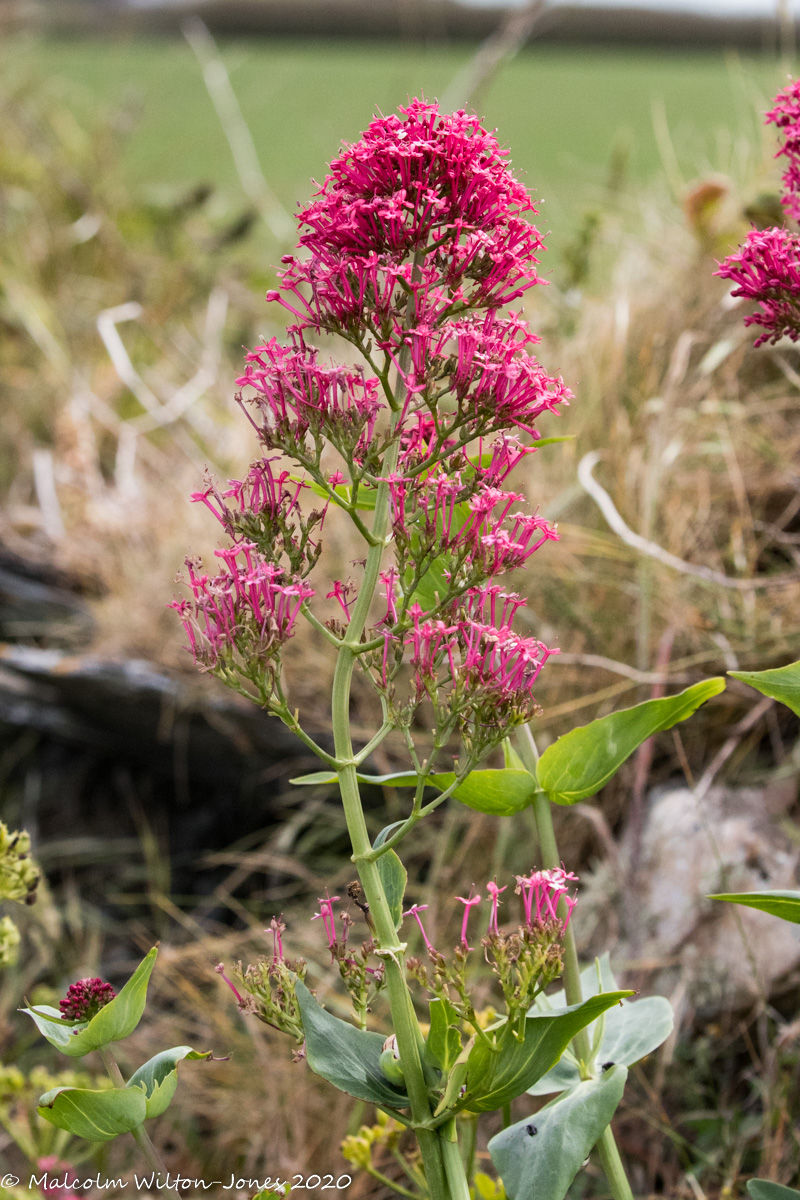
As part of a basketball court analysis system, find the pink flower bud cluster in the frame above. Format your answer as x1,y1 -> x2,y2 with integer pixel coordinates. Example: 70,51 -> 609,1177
236,337 -> 382,465
59,977 -> 116,1022
766,78 -> 800,221
170,544 -> 313,671
716,226 -> 800,345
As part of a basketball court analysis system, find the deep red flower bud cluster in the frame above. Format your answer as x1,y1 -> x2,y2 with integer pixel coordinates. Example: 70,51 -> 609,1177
59,977 -> 116,1022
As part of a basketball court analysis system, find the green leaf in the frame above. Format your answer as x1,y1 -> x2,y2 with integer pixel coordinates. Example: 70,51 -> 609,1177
127,1046 -> 212,1118
22,948 -> 158,1057
303,477 -> 378,512
375,845 -> 406,932
37,1085 -> 146,1141
502,739 -> 527,771
462,990 -> 632,1112
425,998 -> 462,1073
536,679 -> 725,805
528,997 -> 673,1095
289,768 -> 538,817
747,1183 -> 800,1200
709,890 -> 800,924
729,660 -> 800,717
488,1066 -> 628,1200
295,981 -> 410,1108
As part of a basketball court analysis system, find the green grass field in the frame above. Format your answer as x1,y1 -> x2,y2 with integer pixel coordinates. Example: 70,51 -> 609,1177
2,36 -> 789,237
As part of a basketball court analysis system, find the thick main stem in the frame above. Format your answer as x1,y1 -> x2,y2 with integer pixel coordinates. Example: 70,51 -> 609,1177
330,439 -> 454,1199
517,726 -> 636,1200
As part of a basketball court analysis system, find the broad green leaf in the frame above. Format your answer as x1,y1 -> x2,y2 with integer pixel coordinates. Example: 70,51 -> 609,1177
747,1183 -> 800,1200
461,990 -> 632,1113
22,948 -> 158,1057
709,890 -> 800,924
729,660 -> 800,717
127,1046 -> 212,1119
488,1066 -> 628,1200
537,679 -> 725,805
528,997 -> 673,1095
289,768 -> 538,817
426,998 -> 462,1073
502,738 -> 527,771
536,954 -> 619,1011
375,846 -> 406,931
37,1085 -> 146,1141
295,981 -> 410,1108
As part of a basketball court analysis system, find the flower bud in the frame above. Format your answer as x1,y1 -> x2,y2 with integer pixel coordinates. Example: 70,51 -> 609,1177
379,1034 -> 405,1086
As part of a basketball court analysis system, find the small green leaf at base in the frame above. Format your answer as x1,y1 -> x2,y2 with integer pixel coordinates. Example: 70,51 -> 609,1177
747,1182 -> 800,1200
709,890 -> 800,924
488,1066 -> 628,1200
37,1086 -> 147,1141
729,660 -> 800,717
536,679 -> 725,805
127,1046 -> 213,1118
22,948 -> 158,1058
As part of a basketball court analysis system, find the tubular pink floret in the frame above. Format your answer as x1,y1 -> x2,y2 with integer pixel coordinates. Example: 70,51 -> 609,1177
215,963 -> 245,1005
312,890 -> 341,953
486,880 -> 507,936
404,903 -> 435,953
456,889 -> 482,950
268,916 -> 285,965
716,226 -> 800,345
515,867 -> 578,929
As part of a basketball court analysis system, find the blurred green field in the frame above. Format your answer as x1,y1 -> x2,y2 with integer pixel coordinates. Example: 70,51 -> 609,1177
1,37 -> 789,237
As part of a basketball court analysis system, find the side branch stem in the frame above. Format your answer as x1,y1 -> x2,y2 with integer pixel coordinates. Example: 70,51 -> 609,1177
516,724 -> 635,1200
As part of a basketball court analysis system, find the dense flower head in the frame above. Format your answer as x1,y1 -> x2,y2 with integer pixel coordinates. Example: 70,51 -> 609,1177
170,545 -> 314,671
270,99 -> 547,340
766,78 -> 800,221
716,226 -> 800,345
59,977 -> 116,1022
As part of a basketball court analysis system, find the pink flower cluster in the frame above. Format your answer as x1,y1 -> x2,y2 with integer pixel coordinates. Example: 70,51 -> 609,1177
59,977 -> 116,1022
236,337 -> 382,464
716,226 -> 800,345
767,78 -> 800,221
269,101 -> 546,340
35,1157 -> 78,1200
405,866 -> 578,954
170,544 -> 313,670
718,79 -> 800,344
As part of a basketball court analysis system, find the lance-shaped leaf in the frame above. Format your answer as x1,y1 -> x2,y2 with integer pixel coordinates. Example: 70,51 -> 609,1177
747,1183 -> 800,1200
460,990 -> 632,1112
536,679 -> 725,805
37,1085 -> 146,1141
127,1046 -> 213,1118
488,1066 -> 628,1200
528,954 -> 672,1095
290,769 -> 537,817
22,948 -> 158,1058
373,823 -> 406,930
295,981 -> 410,1108
729,660 -> 800,717
709,890 -> 800,924
425,998 -> 462,1073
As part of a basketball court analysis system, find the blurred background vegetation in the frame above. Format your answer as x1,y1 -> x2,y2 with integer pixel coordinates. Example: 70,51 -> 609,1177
0,3 -> 799,1196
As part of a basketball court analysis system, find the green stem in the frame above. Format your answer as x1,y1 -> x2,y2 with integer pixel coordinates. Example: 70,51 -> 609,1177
516,725 -> 636,1200
459,1113 -> 478,1181
99,1047 -> 178,1195
439,1120 -> 472,1200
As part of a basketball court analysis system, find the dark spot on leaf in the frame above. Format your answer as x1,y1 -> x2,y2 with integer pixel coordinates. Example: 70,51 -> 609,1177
601,1062 -> 615,1071
526,1124 -> 537,1136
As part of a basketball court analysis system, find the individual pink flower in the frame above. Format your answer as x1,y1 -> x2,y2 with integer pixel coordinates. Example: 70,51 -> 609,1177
404,903 -> 436,953
486,880 -> 507,937
456,889 -> 482,951
59,977 -> 116,1022
215,963 -> 245,1005
312,890 -> 342,955
515,868 -> 578,929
